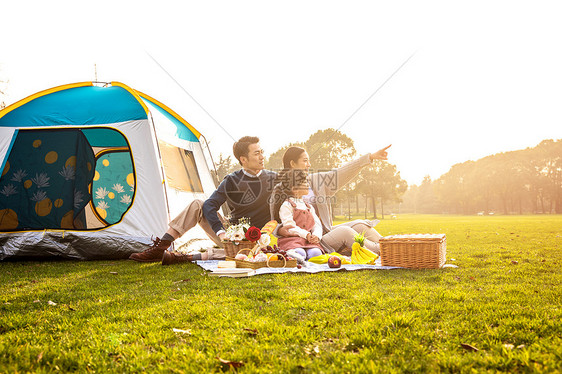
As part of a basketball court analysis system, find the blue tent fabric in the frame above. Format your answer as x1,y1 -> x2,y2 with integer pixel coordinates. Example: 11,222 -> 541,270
141,98 -> 199,143
0,86 -> 147,127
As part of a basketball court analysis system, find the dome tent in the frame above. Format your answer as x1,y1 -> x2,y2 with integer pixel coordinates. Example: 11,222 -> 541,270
0,81 -> 218,260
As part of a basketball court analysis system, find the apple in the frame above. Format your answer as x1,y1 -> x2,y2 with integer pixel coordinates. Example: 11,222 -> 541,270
327,255 -> 341,268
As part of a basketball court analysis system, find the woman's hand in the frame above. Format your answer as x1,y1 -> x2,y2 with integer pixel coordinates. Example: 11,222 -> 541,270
277,226 -> 294,237
370,144 -> 392,161
306,233 -> 320,244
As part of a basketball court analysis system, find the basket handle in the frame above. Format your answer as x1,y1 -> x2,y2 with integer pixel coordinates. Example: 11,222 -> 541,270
236,248 -> 251,256
266,254 -> 287,268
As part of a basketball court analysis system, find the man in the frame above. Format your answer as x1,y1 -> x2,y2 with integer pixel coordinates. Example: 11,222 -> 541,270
129,136 -> 276,264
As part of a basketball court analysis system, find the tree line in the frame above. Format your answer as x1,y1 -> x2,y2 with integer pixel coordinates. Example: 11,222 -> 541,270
401,139 -> 562,214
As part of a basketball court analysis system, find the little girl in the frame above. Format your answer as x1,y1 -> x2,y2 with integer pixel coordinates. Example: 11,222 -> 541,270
274,169 -> 324,260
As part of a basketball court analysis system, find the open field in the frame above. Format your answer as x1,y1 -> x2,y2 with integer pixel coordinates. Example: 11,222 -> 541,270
1,215 -> 561,372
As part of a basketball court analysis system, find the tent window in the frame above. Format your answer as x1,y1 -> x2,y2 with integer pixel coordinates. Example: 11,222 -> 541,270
158,141 -> 204,193
90,150 -> 135,225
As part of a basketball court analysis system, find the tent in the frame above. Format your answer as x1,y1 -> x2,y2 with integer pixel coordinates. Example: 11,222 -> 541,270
0,81 -> 218,260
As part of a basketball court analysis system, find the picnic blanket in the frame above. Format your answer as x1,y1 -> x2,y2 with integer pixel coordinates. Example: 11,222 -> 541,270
196,259 -> 401,276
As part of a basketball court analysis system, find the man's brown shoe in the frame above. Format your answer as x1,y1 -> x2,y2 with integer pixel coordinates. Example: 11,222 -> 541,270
161,251 -> 193,265
129,237 -> 172,262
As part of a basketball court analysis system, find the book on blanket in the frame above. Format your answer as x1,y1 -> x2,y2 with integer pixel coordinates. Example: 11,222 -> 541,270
209,268 -> 255,277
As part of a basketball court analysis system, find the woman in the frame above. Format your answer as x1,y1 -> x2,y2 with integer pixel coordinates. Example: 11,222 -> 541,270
270,145 -> 391,255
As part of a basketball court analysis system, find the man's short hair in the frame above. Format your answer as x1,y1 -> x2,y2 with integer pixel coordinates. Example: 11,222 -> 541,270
233,136 -> 260,164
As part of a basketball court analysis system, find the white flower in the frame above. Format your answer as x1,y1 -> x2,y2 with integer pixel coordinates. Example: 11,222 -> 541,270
58,166 -> 76,180
112,184 -> 124,193
73,190 -> 85,209
31,173 -> 50,188
97,200 -> 109,210
258,233 -> 271,247
11,169 -> 27,182
231,231 -> 245,241
95,187 -> 109,200
31,190 -> 48,202
0,184 -> 17,197
120,194 -> 132,204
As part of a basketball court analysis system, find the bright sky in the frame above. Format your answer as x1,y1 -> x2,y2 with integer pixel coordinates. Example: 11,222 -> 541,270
1,1 -> 561,185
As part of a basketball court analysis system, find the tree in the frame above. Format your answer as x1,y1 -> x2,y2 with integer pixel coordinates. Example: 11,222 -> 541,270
304,128 -> 356,171
356,161 -> 407,219
533,139 -> 562,213
416,176 -> 440,213
213,153 -> 238,182
435,161 -> 476,214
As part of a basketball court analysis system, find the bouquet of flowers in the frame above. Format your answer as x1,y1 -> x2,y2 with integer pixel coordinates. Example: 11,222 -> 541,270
224,217 -> 251,242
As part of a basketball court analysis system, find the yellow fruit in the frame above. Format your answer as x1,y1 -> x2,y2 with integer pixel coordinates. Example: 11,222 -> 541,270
45,151 -> 58,164
126,173 -> 135,187
359,246 -> 377,260
309,254 -> 330,264
96,207 -> 107,219
340,257 -> 351,265
0,209 -> 18,230
61,211 -> 74,229
351,250 -> 360,264
35,198 -> 52,217
353,246 -> 372,264
268,254 -> 279,261
65,156 -> 77,167
1,161 -> 9,176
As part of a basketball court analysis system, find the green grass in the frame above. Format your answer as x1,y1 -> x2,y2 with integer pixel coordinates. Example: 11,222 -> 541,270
1,215 -> 561,373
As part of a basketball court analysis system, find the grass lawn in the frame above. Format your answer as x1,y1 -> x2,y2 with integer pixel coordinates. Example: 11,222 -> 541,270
1,214 -> 561,373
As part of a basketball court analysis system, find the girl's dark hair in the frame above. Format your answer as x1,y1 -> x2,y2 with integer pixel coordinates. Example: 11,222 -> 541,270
282,146 -> 306,169
271,169 -> 308,223
273,146 -> 307,185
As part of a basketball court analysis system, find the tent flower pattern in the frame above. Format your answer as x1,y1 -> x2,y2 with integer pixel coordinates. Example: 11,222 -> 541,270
0,184 -> 17,197
31,190 -> 48,202
59,166 -> 76,180
95,187 -> 109,200
120,194 -> 132,204
73,190 -> 85,209
10,169 -> 27,182
31,173 -> 50,188
112,183 -> 124,193
97,200 -> 109,210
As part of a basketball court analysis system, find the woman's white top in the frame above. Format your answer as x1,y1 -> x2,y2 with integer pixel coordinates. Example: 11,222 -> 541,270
279,197 -> 323,239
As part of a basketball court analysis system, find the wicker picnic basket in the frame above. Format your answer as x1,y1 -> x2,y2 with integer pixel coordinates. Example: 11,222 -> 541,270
228,257 -> 298,269
379,234 -> 446,269
222,240 -> 255,258
225,248 -> 297,269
